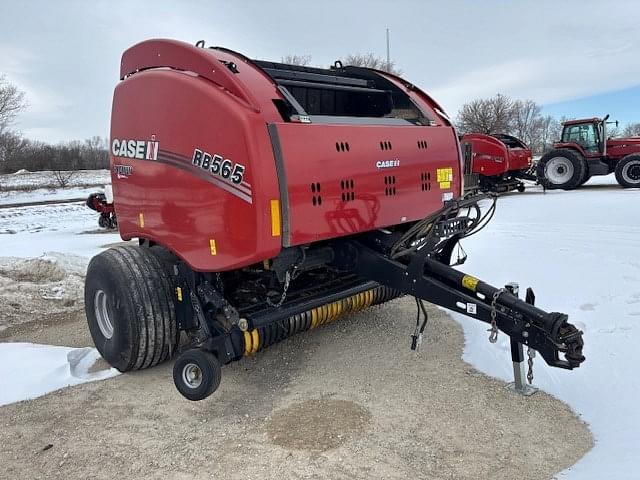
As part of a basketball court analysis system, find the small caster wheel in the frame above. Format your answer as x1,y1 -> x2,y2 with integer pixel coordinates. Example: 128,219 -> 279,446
98,215 -> 109,228
517,184 -> 525,193
173,349 -> 221,401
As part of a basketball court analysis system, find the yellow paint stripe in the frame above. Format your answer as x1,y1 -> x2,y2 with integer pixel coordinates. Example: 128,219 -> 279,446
175,287 -> 183,302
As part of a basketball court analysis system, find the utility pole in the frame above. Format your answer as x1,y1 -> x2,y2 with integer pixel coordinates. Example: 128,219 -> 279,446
386,28 -> 390,72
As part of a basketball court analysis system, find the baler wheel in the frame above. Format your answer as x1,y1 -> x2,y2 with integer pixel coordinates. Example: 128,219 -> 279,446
84,245 -> 178,372
615,154 -> 640,188
537,149 -> 586,190
173,349 -> 222,401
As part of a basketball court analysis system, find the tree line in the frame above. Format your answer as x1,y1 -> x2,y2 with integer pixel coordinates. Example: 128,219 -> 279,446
0,74 -> 109,175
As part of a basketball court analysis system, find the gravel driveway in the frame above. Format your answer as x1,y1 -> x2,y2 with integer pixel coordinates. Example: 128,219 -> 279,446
0,297 -> 592,479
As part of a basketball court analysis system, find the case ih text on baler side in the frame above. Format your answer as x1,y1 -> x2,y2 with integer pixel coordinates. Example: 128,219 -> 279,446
84,39 -> 585,401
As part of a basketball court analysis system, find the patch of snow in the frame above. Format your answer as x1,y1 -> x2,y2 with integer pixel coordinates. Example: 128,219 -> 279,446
0,343 -> 119,406
0,186 -> 106,206
452,175 -> 640,479
0,169 -> 110,190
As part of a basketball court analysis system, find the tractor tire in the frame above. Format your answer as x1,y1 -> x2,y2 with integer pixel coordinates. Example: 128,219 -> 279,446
536,149 -> 587,190
614,154 -> 640,188
84,245 -> 178,372
578,172 -> 592,186
173,349 -> 222,401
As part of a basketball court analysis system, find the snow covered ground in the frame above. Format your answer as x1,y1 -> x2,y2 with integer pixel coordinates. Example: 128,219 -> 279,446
0,172 -> 638,478
0,343 -> 119,406
453,176 -> 640,479
0,186 -> 105,206
1,180 -> 123,404
0,169 -> 110,206
0,169 -> 110,190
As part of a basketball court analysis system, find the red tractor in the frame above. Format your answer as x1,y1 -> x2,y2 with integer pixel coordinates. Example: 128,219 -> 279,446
460,133 -> 534,193
537,115 -> 640,189
83,39 -> 584,401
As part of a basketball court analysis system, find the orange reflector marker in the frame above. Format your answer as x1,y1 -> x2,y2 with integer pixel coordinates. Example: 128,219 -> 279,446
270,199 -> 281,237
209,239 -> 217,256
138,213 -> 144,228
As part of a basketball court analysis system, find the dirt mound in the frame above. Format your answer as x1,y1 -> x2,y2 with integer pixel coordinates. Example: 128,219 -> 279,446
0,255 -> 87,332
0,258 -> 66,283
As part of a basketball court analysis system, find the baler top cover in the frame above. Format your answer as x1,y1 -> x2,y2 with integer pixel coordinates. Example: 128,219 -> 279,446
111,39 -> 463,271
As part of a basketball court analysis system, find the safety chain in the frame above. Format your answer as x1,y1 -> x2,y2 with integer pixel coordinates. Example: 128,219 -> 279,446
488,288 -> 505,343
527,347 -> 536,384
266,270 -> 292,308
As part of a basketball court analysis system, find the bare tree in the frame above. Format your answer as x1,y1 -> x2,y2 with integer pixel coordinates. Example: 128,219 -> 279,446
82,136 -> 109,169
531,115 -> 561,154
281,54 -> 312,66
340,53 -> 402,75
0,75 -> 27,135
623,123 -> 640,137
511,100 -> 541,146
456,94 -> 515,135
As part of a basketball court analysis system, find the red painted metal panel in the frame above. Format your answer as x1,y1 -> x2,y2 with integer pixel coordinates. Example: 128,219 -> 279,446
275,123 -> 461,246
110,69 -> 281,272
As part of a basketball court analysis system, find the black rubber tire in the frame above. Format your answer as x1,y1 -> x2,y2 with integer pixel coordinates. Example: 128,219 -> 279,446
614,154 -> 640,188
84,245 -> 178,372
578,171 -> 592,186
536,149 -> 587,190
98,215 -> 109,229
173,349 -> 221,401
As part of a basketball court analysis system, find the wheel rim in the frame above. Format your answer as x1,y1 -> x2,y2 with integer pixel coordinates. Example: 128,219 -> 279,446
94,290 -> 114,339
622,160 -> 640,184
182,363 -> 203,389
545,157 -> 574,185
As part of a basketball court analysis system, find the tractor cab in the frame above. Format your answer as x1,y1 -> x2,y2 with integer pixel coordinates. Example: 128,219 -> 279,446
560,118 -> 603,155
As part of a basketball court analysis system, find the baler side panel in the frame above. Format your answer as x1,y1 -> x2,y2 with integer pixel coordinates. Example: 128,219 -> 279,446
466,135 -> 509,176
110,70 -> 281,272
506,147 -> 533,171
273,123 -> 461,246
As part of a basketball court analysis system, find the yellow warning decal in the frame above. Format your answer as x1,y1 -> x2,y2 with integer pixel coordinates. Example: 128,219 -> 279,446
209,239 -> 217,256
462,274 -> 480,292
437,167 -> 453,190
175,287 -> 183,302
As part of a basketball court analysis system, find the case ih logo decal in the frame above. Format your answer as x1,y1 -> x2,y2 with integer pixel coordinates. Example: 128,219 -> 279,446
376,159 -> 400,169
111,139 -> 159,160
192,148 -> 246,185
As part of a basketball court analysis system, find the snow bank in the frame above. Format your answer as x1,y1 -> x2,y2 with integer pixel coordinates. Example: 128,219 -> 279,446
0,343 -> 119,406
453,176 -> 640,479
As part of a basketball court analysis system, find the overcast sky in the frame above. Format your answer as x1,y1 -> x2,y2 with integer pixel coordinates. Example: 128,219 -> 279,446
1,0 -> 639,143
